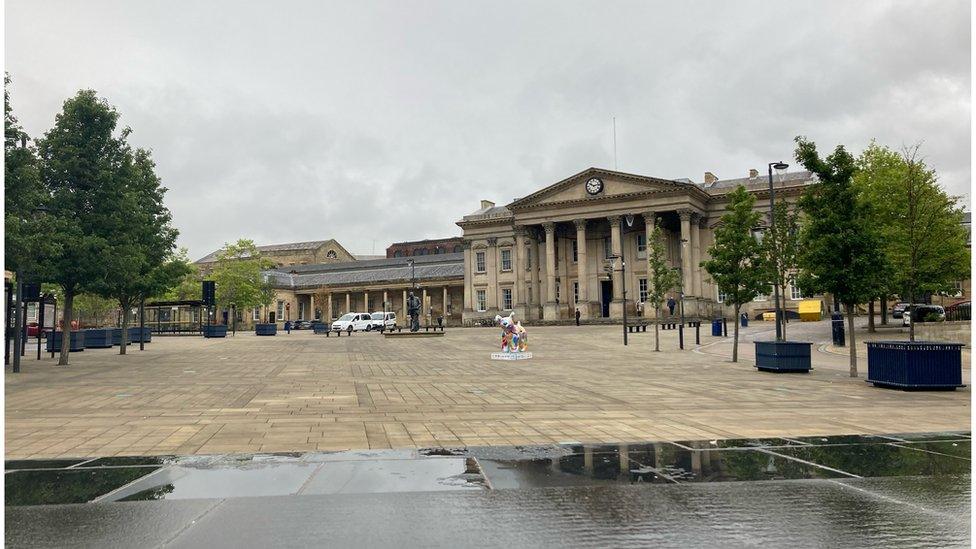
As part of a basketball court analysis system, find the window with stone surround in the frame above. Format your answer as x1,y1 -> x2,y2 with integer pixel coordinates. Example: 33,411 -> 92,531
476,289 -> 487,312
253,307 -> 261,321
639,278 -> 648,302
501,249 -> 512,271
636,234 -> 647,258
277,300 -> 284,320
502,288 -> 513,310
475,251 -> 486,273
572,240 -> 578,263
717,289 -> 727,304
604,236 -> 612,259
573,281 -> 579,304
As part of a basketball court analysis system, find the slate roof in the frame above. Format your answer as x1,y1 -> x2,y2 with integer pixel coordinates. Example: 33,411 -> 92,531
265,253 -> 464,289
195,240 -> 335,264
702,170 -> 816,191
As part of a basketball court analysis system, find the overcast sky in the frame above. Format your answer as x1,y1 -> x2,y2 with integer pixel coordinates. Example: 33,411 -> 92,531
7,0 -> 971,260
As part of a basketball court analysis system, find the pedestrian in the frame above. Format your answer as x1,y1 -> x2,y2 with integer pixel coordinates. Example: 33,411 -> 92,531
284,320 -> 291,334
575,308 -> 581,326
667,296 -> 676,317
636,301 -> 644,317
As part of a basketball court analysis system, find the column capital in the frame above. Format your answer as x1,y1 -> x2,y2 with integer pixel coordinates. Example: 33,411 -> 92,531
573,218 -> 588,231
461,239 -> 473,250
677,208 -> 694,221
542,222 -> 556,235
513,225 -> 529,237
697,216 -> 709,229
607,215 -> 621,228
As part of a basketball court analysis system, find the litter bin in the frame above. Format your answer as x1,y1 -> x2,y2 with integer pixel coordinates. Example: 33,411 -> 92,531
831,312 -> 845,346
740,313 -> 749,328
711,319 -> 723,336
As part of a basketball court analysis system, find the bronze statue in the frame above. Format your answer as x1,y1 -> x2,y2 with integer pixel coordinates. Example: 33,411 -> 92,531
407,291 -> 422,332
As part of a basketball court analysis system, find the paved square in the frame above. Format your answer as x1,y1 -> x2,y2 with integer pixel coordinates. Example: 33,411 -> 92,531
5,322 -> 970,459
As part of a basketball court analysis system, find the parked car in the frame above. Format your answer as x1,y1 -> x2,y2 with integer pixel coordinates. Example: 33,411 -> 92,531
331,313 -> 371,332
367,311 -> 397,330
891,302 -> 910,319
903,305 -> 945,326
292,320 -> 313,330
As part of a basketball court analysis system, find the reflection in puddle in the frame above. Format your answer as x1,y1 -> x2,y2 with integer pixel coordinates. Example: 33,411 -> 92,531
5,459 -> 89,471
772,444 -> 970,477
6,467 -> 160,506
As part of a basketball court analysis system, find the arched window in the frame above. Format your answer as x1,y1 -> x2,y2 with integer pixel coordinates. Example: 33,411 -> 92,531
326,250 -> 338,259
393,250 -> 403,257
453,245 -> 463,253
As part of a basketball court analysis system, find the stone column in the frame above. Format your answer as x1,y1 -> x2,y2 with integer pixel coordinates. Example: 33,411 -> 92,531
698,216 -> 710,300
514,226 -> 528,316
642,211 -> 657,252
364,291 -> 370,311
462,241 -> 473,312
309,294 -> 315,320
532,229 -> 543,317
678,209 -> 693,296
422,288 -> 428,323
383,290 -> 388,313
543,222 -> 558,320
691,213 -> 703,298
402,289 -> 408,320
608,215 -> 623,318
442,286 -> 448,319
573,218 -> 589,319
344,292 -> 350,314
486,237 -> 498,310
327,293 -> 333,321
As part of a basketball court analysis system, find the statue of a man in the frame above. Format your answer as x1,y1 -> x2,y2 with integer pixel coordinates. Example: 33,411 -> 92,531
407,291 -> 422,332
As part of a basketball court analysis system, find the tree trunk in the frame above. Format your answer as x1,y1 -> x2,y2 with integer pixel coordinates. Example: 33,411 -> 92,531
780,292 -> 788,340
867,300 -> 875,333
908,289 -> 915,342
59,290 -> 74,366
880,295 -> 888,325
654,306 -> 660,351
732,304 -> 740,363
119,299 -> 130,355
846,304 -> 857,377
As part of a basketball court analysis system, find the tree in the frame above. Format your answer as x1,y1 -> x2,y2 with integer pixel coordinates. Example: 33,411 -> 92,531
646,217 -> 680,351
72,293 -> 118,327
158,248 -> 201,301
89,146 -> 180,354
760,201 -> 800,339
209,239 -> 275,321
701,186 -> 767,362
36,90 -> 132,365
890,146 -> 969,340
794,136 -> 887,377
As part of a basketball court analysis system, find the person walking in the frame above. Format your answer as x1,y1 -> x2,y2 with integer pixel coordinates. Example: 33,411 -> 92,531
667,296 -> 676,317
284,320 -> 292,334
575,308 -> 581,326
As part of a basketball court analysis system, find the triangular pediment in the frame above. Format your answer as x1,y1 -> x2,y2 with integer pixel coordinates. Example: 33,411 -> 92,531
507,168 -> 688,210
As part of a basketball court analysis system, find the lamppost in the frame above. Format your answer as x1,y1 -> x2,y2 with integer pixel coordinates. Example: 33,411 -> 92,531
610,254 -> 627,345
406,258 -> 416,289
768,161 -> 789,341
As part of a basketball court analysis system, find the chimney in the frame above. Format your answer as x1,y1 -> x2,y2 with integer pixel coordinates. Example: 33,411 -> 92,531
480,200 -> 495,210
704,172 -> 718,185
749,168 -> 759,179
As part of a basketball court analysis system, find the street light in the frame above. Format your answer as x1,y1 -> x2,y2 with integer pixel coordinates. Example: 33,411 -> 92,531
406,258 -> 416,289
609,254 -> 627,345
768,161 -> 789,341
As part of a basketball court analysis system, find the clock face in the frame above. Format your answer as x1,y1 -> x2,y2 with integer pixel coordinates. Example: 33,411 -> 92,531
585,177 -> 604,195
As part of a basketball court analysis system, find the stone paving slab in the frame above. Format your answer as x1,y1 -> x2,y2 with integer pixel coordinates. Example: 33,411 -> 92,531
5,321 -> 969,459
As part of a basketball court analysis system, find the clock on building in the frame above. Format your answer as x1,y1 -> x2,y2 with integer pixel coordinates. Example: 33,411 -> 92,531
585,177 -> 604,195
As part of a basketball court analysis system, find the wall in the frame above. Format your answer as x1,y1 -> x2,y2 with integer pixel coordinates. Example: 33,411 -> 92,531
914,321 -> 971,346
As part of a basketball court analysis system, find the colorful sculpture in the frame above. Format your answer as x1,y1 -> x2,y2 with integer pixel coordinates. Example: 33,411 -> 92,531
495,312 -> 528,353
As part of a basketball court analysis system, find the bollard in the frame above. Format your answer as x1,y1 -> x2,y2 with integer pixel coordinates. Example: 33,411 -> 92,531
695,323 -> 700,345
723,318 -> 728,337
679,324 -> 684,350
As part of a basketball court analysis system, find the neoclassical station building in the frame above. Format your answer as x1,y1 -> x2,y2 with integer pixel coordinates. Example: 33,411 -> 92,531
197,167 -> 820,327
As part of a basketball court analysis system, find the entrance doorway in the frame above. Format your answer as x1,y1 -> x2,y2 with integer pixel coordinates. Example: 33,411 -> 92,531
601,281 -> 613,317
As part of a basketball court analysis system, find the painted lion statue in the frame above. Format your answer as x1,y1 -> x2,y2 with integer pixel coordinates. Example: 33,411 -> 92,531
495,312 -> 528,353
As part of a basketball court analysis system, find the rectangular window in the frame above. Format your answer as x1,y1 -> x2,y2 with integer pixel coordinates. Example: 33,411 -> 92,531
502,288 -> 513,310
277,300 -> 284,319
790,284 -> 802,300
298,302 -> 305,320
639,278 -> 648,303
637,234 -> 647,258
572,240 -> 578,263
573,281 -> 579,304
253,307 -> 261,321
501,249 -> 512,271
754,288 -> 770,302
604,236 -> 612,259
717,289 -> 727,304
476,290 -> 487,312
476,251 -> 486,273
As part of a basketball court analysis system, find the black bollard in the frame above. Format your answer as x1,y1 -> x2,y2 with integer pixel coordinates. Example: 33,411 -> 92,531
679,324 -> 684,350
695,322 -> 700,345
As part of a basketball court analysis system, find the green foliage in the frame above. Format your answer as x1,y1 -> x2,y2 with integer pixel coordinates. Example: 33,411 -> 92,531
157,248 -> 201,301
209,239 -> 276,311
646,219 -> 680,308
72,293 -> 117,328
702,186 -> 767,308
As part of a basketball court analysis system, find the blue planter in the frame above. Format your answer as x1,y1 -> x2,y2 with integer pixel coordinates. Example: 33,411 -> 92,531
312,323 -> 329,334
255,323 -> 277,336
128,326 -> 151,343
867,341 -> 965,390
202,325 -> 228,338
755,341 -> 812,372
711,319 -> 722,336
83,328 -> 113,348
111,328 -> 127,346
46,331 -> 85,352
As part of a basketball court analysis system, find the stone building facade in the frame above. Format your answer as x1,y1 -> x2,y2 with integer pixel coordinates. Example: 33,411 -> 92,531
456,167 -> 816,324
195,239 -> 357,274
386,237 -> 464,258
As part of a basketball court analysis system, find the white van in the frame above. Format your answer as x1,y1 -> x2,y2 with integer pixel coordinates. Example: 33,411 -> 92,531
332,312 -> 371,332
368,311 -> 397,331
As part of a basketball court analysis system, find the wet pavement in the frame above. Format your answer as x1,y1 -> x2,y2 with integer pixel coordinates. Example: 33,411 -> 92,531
5,432 -> 971,547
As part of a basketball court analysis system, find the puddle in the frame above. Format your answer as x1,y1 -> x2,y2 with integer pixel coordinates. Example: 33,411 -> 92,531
6,467 -> 160,506
84,456 -> 172,467
672,437 -> 808,449
102,462 -> 321,502
882,431 -> 971,442
5,459 -> 89,471
891,440 -> 971,459
769,444 -> 970,477
300,457 -> 485,495
789,434 -> 899,446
